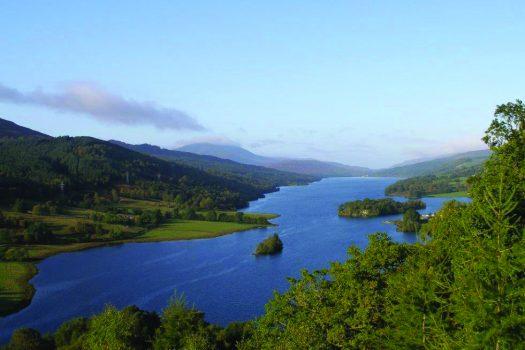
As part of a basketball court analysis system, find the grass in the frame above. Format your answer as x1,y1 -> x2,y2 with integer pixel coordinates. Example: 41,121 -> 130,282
428,191 -> 469,198
0,262 -> 37,317
139,219 -> 267,241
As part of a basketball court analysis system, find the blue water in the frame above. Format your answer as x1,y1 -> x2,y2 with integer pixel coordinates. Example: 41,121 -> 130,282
0,177 -> 468,342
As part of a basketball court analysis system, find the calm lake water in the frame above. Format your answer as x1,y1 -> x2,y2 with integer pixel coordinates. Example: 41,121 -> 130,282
0,177 -> 468,342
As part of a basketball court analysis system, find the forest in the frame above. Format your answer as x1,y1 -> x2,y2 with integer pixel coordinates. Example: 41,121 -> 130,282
2,100 -> 524,349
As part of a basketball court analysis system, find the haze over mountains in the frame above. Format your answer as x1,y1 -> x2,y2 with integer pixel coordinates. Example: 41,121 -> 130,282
176,143 -> 370,177
0,117 -> 489,180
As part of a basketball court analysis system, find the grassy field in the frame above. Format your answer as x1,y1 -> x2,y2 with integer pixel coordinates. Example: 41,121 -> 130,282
428,191 -> 469,198
139,219 -> 268,241
0,262 -> 37,317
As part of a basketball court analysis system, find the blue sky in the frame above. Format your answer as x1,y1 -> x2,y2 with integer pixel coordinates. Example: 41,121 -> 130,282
1,1 -> 523,168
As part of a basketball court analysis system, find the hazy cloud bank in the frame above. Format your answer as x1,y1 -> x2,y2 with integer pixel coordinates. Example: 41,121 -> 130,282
0,82 -> 204,130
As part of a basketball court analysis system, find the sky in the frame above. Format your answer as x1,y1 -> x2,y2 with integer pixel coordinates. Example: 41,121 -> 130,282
1,1 -> 524,168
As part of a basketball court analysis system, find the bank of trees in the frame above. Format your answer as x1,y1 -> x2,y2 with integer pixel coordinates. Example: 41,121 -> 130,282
338,198 -> 426,217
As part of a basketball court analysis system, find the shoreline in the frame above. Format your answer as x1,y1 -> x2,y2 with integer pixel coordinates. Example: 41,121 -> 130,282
0,217 -> 277,318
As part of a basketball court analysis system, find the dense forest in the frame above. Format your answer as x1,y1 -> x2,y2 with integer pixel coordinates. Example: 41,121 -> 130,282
338,198 -> 426,218
2,100 -> 524,349
0,136 -> 279,210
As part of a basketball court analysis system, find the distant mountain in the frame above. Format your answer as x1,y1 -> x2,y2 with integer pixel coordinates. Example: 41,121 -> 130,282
374,150 -> 491,177
0,117 -> 50,138
176,143 -> 271,166
268,159 -> 370,177
109,140 -> 318,191
176,143 -> 371,177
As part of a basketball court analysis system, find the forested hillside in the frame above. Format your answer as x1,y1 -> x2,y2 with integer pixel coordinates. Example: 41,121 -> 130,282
0,136 -> 270,209
3,102 -> 523,349
374,149 -> 489,178
384,162 -> 482,197
109,141 -> 317,192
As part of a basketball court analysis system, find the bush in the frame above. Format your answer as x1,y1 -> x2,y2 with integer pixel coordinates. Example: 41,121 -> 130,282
254,234 -> 283,256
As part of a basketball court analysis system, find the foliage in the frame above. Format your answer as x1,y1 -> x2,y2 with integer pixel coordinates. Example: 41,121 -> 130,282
338,198 -> 426,217
254,234 -> 283,255
6,328 -> 53,350
385,170 -> 477,198
0,136 -> 281,210
395,208 -> 424,233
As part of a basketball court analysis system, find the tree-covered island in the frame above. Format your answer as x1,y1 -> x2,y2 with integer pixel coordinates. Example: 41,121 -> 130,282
254,234 -> 283,255
338,198 -> 426,218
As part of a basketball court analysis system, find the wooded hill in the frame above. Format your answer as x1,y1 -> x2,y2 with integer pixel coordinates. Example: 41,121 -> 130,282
0,118 -> 316,210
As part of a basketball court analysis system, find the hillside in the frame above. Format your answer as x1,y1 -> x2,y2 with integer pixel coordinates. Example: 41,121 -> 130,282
0,118 -> 50,138
373,149 -> 490,177
109,141 -> 318,190
0,136 -> 269,209
176,142 -> 371,177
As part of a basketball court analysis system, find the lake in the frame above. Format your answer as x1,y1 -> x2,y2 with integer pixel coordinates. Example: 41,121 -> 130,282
0,177 -> 468,342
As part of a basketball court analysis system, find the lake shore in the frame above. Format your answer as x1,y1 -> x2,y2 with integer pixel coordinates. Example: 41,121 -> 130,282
0,215 -> 277,318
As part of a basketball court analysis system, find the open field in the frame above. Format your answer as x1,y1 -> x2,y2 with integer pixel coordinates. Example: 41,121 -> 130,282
139,219 -> 268,241
0,262 -> 37,317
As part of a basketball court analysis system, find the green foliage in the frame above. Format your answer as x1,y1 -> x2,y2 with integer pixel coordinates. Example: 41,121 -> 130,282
338,198 -> 426,217
83,304 -> 159,350
153,295 -> 215,350
0,136 -> 281,210
395,208 -> 423,233
254,234 -> 283,255
53,317 -> 88,349
385,169 -> 477,198
6,328 -> 53,350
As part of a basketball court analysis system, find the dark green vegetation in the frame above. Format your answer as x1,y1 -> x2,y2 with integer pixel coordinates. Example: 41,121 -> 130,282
4,100 -> 525,349
338,198 -> 426,218
4,296 -> 254,350
254,234 -> 283,255
394,208 -> 426,233
109,140 -> 317,193
384,164 -> 481,198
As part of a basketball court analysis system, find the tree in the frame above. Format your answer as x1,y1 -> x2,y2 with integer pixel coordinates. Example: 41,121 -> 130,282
153,295 -> 215,349
7,328 -> 53,350
53,317 -> 88,349
84,305 -> 138,350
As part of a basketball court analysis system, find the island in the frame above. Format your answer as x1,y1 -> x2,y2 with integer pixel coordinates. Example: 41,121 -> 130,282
338,198 -> 426,218
254,234 -> 283,255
